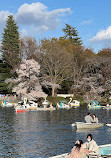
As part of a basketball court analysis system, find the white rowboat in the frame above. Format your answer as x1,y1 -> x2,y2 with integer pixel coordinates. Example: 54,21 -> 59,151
72,122 -> 104,129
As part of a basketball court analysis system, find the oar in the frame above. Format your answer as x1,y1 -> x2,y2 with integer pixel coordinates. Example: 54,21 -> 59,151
106,123 -> 111,127
71,123 -> 76,126
101,155 -> 111,157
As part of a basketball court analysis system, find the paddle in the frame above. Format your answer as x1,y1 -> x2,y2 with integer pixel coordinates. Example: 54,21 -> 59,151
106,123 -> 111,127
101,155 -> 111,157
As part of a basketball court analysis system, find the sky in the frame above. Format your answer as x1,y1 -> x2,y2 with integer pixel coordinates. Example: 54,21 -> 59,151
0,0 -> 111,53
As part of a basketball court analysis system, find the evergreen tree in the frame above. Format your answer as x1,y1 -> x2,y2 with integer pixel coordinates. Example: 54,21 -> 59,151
1,15 -> 20,68
0,59 -> 12,93
62,24 -> 82,45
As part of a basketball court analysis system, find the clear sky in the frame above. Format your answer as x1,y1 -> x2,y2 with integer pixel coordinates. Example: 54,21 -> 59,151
0,0 -> 111,53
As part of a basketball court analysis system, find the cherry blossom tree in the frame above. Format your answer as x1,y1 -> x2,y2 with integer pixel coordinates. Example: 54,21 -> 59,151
6,59 -> 47,100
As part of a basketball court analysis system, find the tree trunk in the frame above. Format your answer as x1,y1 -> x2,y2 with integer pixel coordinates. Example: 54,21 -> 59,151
52,85 -> 55,97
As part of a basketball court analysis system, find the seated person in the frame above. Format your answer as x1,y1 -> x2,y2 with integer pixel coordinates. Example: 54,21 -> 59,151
83,134 -> 99,156
67,140 -> 89,158
85,112 -> 93,123
92,114 -> 98,123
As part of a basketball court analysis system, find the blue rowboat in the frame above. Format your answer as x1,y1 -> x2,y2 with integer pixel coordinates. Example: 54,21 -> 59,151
50,144 -> 111,158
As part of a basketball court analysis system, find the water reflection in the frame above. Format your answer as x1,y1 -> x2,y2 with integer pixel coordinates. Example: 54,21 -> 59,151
0,107 -> 17,157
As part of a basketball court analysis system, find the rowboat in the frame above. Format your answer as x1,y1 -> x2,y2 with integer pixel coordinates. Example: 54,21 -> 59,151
50,144 -> 111,158
71,122 -> 104,129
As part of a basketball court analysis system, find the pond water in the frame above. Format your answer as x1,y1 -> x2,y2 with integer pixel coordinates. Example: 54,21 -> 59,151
0,106 -> 111,157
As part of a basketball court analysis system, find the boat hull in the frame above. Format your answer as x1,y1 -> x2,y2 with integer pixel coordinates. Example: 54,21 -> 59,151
15,109 -> 28,113
37,107 -> 56,111
71,104 -> 80,107
28,107 -> 37,110
99,144 -> 111,155
88,106 -> 101,109
57,106 -> 70,109
74,122 -> 104,129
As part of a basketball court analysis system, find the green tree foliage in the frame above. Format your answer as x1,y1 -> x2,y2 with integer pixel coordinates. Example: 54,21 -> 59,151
62,24 -> 82,45
97,48 -> 111,57
1,15 -> 20,69
0,59 -> 12,93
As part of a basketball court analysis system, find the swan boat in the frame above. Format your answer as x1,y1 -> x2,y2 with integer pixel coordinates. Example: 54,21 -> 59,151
1,100 -> 14,107
14,101 -> 30,113
88,100 -> 101,109
15,98 -> 38,113
57,101 -> 71,109
71,122 -> 104,129
50,144 -> 111,158
69,98 -> 80,107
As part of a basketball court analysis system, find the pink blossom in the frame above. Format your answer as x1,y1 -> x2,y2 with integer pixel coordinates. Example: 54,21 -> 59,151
6,59 -> 47,100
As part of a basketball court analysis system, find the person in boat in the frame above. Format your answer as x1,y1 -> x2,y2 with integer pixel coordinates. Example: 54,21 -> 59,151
49,103 -> 53,108
85,112 -> 93,123
92,114 -> 98,123
83,134 -> 99,156
66,140 -> 89,158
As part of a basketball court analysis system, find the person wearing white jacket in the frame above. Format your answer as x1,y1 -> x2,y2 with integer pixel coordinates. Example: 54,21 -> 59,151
83,134 -> 99,158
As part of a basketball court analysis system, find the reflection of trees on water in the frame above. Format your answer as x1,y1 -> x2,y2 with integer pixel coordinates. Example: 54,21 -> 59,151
0,108 -> 18,157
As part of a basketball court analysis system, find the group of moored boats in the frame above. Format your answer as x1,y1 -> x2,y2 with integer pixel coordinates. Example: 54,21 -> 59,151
56,98 -> 80,109
0,97 -> 80,113
1,98 -> 111,113
1,98 -> 56,113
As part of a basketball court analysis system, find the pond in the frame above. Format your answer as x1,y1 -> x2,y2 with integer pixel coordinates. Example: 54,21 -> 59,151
0,106 -> 111,157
